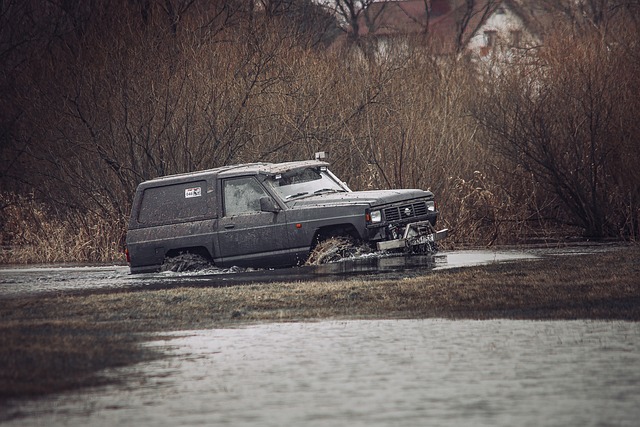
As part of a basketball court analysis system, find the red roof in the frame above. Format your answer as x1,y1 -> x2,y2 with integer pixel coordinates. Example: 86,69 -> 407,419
355,0 -> 455,36
350,0 -> 504,53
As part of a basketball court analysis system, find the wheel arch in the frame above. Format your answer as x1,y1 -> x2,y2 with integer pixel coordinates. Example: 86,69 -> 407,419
311,224 -> 361,248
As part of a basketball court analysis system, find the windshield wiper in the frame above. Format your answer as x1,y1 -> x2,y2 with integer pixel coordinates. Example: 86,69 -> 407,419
285,192 -> 309,200
313,188 -> 344,195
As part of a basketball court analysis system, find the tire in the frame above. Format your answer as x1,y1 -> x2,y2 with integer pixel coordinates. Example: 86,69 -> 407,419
161,252 -> 212,272
305,236 -> 371,265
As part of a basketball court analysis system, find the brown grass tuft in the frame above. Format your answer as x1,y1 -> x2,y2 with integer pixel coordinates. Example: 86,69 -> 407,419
0,193 -> 125,264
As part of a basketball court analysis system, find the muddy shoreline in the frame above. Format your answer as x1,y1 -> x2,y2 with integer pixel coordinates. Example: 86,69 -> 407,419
1,246 -> 639,404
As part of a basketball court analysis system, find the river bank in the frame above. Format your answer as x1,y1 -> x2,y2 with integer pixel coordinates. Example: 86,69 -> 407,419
1,246 -> 639,402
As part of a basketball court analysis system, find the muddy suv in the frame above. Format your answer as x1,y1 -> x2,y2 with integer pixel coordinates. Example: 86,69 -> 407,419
125,154 -> 447,273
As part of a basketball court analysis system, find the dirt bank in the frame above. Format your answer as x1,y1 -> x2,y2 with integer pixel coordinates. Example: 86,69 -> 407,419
1,246 -> 639,402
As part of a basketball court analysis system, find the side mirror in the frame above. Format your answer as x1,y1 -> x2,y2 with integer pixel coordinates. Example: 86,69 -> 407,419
260,197 -> 280,213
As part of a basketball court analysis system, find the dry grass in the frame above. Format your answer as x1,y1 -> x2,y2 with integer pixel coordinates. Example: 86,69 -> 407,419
0,193 -> 125,264
1,246 -> 639,401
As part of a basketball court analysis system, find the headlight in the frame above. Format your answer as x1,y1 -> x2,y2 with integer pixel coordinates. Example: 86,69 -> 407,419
426,201 -> 436,212
370,210 -> 382,223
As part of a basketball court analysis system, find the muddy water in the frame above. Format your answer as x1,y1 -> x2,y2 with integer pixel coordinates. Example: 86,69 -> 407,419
0,249 -> 539,297
4,319 -> 640,426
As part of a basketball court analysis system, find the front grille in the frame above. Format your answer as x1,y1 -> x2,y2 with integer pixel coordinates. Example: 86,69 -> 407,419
413,202 -> 428,216
384,206 -> 401,221
383,201 -> 428,222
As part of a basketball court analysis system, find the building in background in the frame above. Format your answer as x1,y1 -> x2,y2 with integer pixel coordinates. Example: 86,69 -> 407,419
333,0 -> 554,63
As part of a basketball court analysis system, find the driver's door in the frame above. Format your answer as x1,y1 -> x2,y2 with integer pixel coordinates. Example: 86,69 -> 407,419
216,176 -> 292,267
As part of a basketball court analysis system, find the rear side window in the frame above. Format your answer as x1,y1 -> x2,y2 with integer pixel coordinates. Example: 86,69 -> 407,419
138,180 -> 209,224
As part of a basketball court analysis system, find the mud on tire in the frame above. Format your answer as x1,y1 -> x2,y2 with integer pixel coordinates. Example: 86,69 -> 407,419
305,236 -> 372,265
161,253 -> 212,272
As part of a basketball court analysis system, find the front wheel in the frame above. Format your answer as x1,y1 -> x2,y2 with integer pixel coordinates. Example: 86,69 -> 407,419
305,236 -> 372,265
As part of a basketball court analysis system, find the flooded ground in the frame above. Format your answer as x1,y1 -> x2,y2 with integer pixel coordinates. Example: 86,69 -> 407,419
0,249 -> 545,298
3,245 -> 636,426
3,318 -> 640,426
1,244 -> 624,298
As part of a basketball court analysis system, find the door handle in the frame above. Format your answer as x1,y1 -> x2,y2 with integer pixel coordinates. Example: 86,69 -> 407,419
224,224 -> 235,229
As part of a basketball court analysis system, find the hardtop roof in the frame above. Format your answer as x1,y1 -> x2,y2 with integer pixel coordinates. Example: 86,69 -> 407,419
139,160 -> 330,186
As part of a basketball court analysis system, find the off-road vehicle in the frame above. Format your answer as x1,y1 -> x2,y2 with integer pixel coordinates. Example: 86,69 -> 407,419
125,153 -> 447,273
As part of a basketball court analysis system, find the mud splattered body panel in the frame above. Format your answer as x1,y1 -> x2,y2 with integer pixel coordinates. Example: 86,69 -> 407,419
126,161 -> 442,273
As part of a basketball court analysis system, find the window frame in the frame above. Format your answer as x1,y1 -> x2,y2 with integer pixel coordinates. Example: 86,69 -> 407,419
222,176 -> 271,217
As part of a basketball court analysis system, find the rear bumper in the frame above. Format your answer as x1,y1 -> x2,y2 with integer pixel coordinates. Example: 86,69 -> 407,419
376,220 -> 448,251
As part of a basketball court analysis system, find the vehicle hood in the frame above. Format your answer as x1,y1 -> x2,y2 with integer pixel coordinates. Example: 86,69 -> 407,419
288,189 -> 433,208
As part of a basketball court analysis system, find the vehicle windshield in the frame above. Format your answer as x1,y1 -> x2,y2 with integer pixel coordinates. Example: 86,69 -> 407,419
266,167 -> 346,201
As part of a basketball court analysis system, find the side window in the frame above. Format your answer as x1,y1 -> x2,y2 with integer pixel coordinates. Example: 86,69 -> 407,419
138,180 -> 209,224
223,177 -> 268,216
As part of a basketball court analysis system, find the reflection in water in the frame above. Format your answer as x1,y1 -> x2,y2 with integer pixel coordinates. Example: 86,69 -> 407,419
312,253 -> 437,275
4,319 -> 640,426
314,249 -> 539,276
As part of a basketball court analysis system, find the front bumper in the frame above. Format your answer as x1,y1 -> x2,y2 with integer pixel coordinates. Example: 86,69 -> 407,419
376,220 -> 448,251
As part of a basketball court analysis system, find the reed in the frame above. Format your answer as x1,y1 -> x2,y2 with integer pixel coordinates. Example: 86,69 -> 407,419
0,193 -> 125,264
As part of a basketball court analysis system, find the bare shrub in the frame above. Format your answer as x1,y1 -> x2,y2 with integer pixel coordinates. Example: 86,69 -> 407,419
471,20 -> 640,240
334,45 -> 525,246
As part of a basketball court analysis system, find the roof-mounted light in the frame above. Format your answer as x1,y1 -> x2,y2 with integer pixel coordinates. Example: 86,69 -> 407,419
314,151 -> 327,161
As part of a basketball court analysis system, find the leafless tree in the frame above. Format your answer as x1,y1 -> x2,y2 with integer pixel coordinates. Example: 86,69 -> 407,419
454,0 -> 498,54
330,0 -> 383,42
472,18 -> 640,239
542,0 -> 640,29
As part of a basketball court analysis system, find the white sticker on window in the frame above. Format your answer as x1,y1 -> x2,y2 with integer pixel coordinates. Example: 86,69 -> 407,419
185,187 -> 202,198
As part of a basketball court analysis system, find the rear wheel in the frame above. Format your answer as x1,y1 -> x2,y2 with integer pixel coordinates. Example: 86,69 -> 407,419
161,252 -> 212,272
